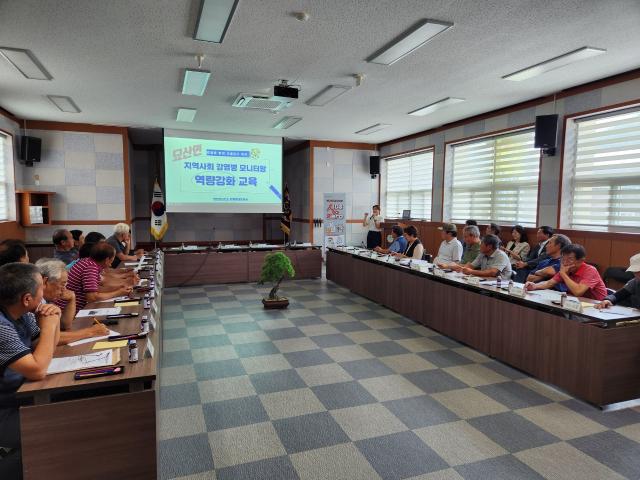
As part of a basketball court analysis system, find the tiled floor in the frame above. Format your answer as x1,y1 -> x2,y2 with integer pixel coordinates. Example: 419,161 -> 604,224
158,278 -> 640,480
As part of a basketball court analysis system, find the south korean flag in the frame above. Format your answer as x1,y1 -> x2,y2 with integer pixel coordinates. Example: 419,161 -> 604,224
150,180 -> 168,240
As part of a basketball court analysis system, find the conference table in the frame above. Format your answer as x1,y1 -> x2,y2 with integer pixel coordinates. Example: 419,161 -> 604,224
16,251 -> 165,480
162,243 -> 322,287
327,247 -> 640,407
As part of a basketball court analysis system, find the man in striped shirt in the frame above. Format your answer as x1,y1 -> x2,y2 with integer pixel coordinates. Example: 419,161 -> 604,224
58,243 -> 132,314
0,263 -> 61,478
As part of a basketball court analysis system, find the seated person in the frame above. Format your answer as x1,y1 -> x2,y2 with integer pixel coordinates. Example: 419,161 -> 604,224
513,226 -> 554,282
501,225 -> 530,266
526,234 -> 571,282
374,225 -> 407,254
52,228 -> 78,265
57,243 -> 132,314
0,263 -> 61,478
461,220 -> 477,258
70,229 -> 84,251
460,225 -> 481,264
596,253 -> 640,309
450,234 -> 512,280
0,239 -> 29,266
484,222 -> 501,238
434,223 -> 463,266
525,244 -> 607,300
36,259 -> 109,344
391,225 -> 424,260
78,232 -> 137,286
106,223 -> 144,268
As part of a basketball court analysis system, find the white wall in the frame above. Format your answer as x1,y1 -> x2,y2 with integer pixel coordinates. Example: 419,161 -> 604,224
313,146 -> 378,246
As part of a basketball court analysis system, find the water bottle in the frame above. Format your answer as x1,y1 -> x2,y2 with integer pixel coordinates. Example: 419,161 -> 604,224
496,275 -> 501,289
508,279 -> 514,293
128,339 -> 139,363
361,241 -> 366,249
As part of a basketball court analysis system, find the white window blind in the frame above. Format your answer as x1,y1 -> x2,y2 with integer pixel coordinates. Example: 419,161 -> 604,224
565,108 -> 640,231
385,150 -> 433,219
447,130 -> 539,226
0,132 -> 10,222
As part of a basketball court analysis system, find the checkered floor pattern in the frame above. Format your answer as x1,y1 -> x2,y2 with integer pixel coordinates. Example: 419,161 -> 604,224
158,278 -> 640,480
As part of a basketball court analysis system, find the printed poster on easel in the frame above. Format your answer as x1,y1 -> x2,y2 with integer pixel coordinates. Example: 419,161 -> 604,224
323,193 -> 346,254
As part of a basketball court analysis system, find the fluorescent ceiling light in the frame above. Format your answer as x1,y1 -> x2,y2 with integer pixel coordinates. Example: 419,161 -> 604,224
503,47 -> 607,81
47,95 -> 81,113
176,108 -> 197,122
306,85 -> 351,106
0,46 -> 52,80
355,123 -> 391,135
367,19 -> 453,65
182,69 -> 211,96
194,0 -> 239,43
409,97 -> 465,116
273,116 -> 302,129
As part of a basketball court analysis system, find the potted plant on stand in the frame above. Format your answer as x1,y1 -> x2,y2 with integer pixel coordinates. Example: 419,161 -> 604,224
259,252 -> 295,309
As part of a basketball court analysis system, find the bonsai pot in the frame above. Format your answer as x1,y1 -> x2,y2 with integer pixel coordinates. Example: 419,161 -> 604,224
262,297 -> 289,309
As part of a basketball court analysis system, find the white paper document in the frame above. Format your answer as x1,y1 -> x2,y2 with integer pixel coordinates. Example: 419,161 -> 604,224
67,329 -> 119,347
76,307 -> 121,318
47,349 -> 113,375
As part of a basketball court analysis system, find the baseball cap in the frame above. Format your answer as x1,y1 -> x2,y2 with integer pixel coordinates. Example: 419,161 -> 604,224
626,253 -> 640,272
438,223 -> 457,234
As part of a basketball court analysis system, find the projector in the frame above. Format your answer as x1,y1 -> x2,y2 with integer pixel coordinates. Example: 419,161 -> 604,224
273,83 -> 299,100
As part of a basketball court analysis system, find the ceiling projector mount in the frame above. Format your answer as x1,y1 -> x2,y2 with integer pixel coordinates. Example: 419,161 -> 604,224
232,79 -> 300,113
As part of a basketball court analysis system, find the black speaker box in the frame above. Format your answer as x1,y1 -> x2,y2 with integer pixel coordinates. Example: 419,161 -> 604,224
369,155 -> 380,176
534,115 -> 558,149
20,136 -> 42,165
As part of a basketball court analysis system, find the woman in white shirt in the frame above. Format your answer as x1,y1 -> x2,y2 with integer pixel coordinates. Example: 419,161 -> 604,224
392,225 -> 424,260
501,225 -> 531,266
363,204 -> 383,249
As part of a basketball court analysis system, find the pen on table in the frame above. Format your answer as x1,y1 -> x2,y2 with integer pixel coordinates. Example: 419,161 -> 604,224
93,317 -> 102,326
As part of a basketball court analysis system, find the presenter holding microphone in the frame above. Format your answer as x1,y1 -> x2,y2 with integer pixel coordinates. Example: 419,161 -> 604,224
363,205 -> 383,249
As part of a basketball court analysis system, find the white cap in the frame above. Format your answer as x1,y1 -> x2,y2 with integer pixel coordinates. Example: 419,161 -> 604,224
627,253 -> 640,272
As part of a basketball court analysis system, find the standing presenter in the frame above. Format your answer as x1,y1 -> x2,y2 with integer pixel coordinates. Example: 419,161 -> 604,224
363,205 -> 383,249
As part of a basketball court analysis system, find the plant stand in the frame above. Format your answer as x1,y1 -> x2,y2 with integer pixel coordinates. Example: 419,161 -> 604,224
262,297 -> 289,309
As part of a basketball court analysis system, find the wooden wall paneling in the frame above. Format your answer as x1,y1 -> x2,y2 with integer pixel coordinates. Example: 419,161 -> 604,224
582,237 -> 612,273
21,390 -> 156,480
610,239 -> 640,268
0,220 -> 25,240
248,251 -> 269,282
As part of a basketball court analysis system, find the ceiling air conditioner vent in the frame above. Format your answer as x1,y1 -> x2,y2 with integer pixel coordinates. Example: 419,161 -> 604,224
232,93 -> 291,112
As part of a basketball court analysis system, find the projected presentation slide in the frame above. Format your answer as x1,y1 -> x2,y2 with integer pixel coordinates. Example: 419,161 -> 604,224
164,130 -> 283,213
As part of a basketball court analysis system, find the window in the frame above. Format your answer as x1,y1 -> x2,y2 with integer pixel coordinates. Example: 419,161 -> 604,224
0,131 -> 15,222
562,107 -> 640,231
385,149 -> 433,220
444,129 -> 540,226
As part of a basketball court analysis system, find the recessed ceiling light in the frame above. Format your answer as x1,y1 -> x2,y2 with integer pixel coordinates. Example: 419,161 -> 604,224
182,68 -> 211,96
367,19 -> 453,65
176,108 -> 197,122
194,0 -> 239,43
273,116 -> 302,129
409,97 -> 465,116
355,123 -> 391,135
306,85 -> 351,107
0,46 -> 52,80
503,47 -> 607,81
47,95 -> 80,113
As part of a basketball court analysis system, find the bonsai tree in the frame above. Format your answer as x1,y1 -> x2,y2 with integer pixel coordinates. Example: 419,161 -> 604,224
259,252 -> 295,300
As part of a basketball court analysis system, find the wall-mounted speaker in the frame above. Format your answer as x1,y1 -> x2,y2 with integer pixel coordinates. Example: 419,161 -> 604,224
20,136 -> 42,166
369,155 -> 380,177
534,115 -> 558,154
